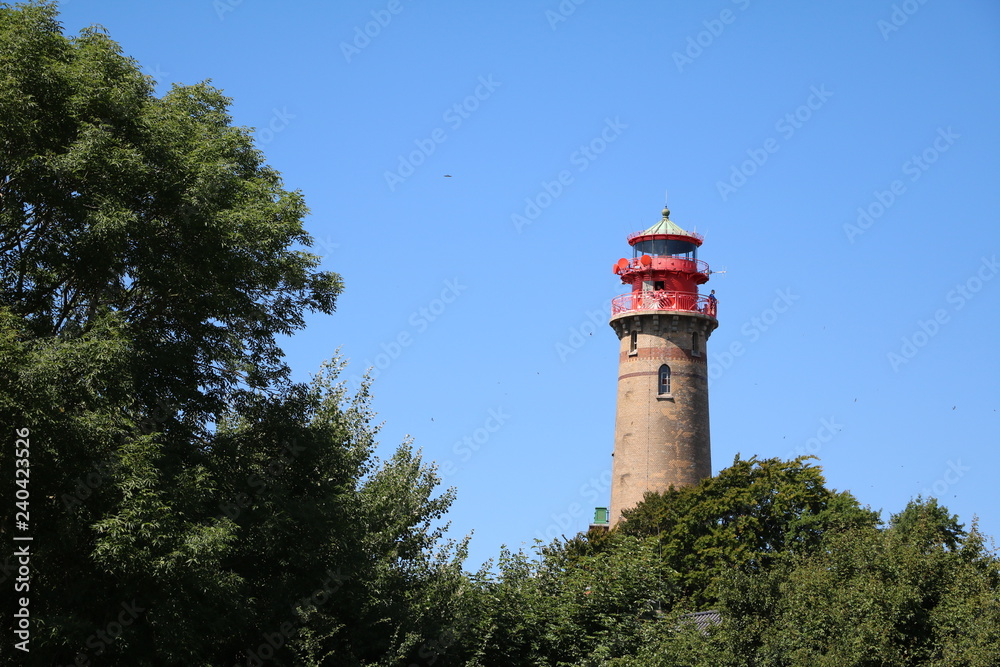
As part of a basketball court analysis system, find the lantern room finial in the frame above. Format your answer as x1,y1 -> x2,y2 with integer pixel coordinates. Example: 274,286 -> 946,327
662,205 -> 671,219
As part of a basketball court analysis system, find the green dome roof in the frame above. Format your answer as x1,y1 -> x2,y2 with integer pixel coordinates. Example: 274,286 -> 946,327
628,207 -> 703,244
641,207 -> 694,237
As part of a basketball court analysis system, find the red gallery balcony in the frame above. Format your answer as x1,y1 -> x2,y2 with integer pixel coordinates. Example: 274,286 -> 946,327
613,255 -> 710,282
611,291 -> 717,319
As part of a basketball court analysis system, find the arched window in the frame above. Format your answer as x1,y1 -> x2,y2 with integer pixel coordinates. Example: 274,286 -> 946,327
629,330 -> 638,354
658,364 -> 671,395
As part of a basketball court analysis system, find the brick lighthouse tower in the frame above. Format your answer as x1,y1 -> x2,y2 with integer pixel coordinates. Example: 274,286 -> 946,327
608,205 -> 718,524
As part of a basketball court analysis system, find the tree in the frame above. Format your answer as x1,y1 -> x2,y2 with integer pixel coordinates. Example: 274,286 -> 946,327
0,4 -> 469,665
749,502 -> 1000,666
463,535 -> 678,666
624,498 -> 1000,667
0,0 -> 341,422
889,495 -> 965,551
617,455 -> 879,605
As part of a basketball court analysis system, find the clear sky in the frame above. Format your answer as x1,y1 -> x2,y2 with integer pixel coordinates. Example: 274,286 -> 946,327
54,0 -> 1000,570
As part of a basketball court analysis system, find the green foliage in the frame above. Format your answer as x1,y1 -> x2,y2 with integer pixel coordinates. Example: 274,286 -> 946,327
727,506 -> 1000,666
618,454 -> 880,605
0,0 -> 342,421
616,498 -> 1000,667
475,470 -> 999,666
0,3 -> 467,665
465,535 -> 678,666
890,495 -> 966,551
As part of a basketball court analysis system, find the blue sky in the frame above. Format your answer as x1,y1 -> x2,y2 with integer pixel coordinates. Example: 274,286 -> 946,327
55,0 -> 1000,569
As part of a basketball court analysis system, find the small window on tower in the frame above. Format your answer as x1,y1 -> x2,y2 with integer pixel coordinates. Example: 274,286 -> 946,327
629,330 -> 638,355
658,365 -> 671,395
692,332 -> 701,357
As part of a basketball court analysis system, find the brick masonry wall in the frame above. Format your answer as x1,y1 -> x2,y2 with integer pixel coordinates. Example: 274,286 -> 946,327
609,311 -> 718,523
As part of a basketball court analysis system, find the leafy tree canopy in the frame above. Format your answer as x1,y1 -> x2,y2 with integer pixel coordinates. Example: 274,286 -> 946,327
0,0 -> 341,422
0,4 -> 469,665
513,478 -> 999,667
617,454 -> 880,605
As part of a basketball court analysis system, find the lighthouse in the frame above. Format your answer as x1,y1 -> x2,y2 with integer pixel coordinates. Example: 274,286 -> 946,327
608,205 -> 718,524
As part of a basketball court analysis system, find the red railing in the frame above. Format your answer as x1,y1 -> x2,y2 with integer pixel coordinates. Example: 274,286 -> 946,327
627,229 -> 704,244
614,255 -> 710,277
611,291 -> 717,318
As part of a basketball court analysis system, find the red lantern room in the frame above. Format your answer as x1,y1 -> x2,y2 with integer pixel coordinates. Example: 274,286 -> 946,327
612,206 -> 716,319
